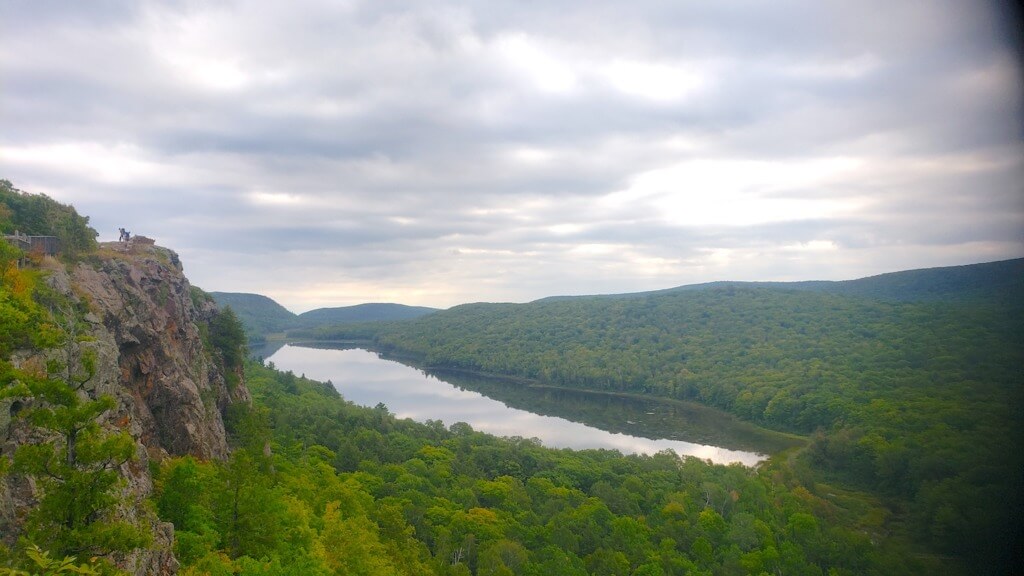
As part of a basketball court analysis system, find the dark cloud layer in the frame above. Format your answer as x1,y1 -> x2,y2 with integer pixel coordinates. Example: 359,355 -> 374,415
1,0 -> 1021,310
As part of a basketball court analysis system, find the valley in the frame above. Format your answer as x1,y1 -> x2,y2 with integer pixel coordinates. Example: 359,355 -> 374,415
1,183 -> 1020,575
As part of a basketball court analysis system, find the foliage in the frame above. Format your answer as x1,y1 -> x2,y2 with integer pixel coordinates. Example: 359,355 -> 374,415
0,180 -> 98,257
188,286 -> 214,310
647,257 -> 1024,303
0,255 -> 60,358
209,293 -> 298,337
10,341 -> 151,561
293,303 -> 439,328
154,359 -> 948,575
0,545 -> 101,575
208,306 -> 247,389
0,248 -> 147,570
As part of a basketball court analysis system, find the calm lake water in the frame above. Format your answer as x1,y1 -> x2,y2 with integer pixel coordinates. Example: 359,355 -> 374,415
265,344 -> 772,466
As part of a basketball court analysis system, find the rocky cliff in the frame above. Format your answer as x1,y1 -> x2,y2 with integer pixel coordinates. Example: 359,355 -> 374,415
0,242 -> 250,575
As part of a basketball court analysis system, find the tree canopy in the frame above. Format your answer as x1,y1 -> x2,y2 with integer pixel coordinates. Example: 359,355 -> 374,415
0,180 -> 98,257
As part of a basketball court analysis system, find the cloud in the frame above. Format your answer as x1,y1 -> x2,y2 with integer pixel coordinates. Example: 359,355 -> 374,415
0,0 -> 1021,309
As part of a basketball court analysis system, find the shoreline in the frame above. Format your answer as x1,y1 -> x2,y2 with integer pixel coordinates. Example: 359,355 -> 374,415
276,340 -> 807,454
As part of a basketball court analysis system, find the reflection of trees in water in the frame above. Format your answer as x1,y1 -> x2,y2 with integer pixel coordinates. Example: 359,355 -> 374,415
253,341 -> 361,362
266,343 -> 800,455
248,340 -> 288,361
425,367 -> 801,455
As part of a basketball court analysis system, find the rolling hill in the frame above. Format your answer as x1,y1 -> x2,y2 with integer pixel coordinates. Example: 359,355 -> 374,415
209,292 -> 439,338
209,292 -> 298,335
538,258 -> 1024,303
295,302 -> 438,327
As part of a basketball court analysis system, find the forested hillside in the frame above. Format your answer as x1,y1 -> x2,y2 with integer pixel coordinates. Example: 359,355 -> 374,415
295,302 -> 439,327
211,292 -> 299,335
782,258 -> 1024,301
540,258 -> 1024,303
307,265 -> 1024,573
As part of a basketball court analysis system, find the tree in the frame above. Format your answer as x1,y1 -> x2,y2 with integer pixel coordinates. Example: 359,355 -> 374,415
208,306 -> 247,391
12,348 -> 150,561
212,449 -> 282,559
319,501 -> 399,575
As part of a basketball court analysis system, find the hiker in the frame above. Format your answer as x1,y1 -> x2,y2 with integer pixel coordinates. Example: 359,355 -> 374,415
118,228 -> 127,242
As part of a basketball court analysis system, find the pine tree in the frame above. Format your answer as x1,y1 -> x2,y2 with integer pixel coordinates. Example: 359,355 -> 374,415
11,310 -> 150,562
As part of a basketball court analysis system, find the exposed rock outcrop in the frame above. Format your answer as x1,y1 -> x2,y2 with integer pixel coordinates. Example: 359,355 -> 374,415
0,243 -> 249,575
69,245 -> 249,460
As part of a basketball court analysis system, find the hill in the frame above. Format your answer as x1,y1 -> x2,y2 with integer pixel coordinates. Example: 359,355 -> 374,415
538,258 -> 1024,304
210,291 -> 299,335
209,293 -> 439,338
295,302 -> 438,326
1,184 -> 249,574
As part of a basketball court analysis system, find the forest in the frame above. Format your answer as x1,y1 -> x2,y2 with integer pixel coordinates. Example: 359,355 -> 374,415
153,359 -> 929,575
298,265 -> 1024,573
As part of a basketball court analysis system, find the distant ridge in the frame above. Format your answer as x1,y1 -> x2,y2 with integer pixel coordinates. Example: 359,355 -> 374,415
295,303 -> 439,327
537,258 -> 1024,303
210,293 -> 439,337
215,258 -> 1023,336
823,258 -> 1024,301
210,292 -> 297,334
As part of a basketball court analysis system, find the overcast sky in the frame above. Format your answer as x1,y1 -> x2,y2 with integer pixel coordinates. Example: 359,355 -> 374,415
2,0 -> 1022,311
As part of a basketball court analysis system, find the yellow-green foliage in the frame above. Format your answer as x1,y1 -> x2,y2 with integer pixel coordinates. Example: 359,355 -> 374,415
0,545 -> 102,575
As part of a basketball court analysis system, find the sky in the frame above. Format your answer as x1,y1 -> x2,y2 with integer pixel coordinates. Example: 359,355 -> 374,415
2,0 -> 1022,312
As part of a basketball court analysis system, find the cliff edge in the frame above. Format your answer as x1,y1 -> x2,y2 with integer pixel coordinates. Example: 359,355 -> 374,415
0,242 -> 250,574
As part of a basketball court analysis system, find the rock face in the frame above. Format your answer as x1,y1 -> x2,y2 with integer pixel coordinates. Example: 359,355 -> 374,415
0,243 -> 250,575
70,245 -> 249,460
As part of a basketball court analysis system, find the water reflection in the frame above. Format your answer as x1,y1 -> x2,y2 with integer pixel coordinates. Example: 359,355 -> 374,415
265,345 -> 767,466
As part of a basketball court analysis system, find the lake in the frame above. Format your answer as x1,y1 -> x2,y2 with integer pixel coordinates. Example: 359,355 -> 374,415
264,344 -> 798,466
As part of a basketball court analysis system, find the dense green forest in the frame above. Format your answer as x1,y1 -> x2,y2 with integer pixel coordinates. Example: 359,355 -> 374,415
155,359 -> 934,575
301,267 -> 1024,573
